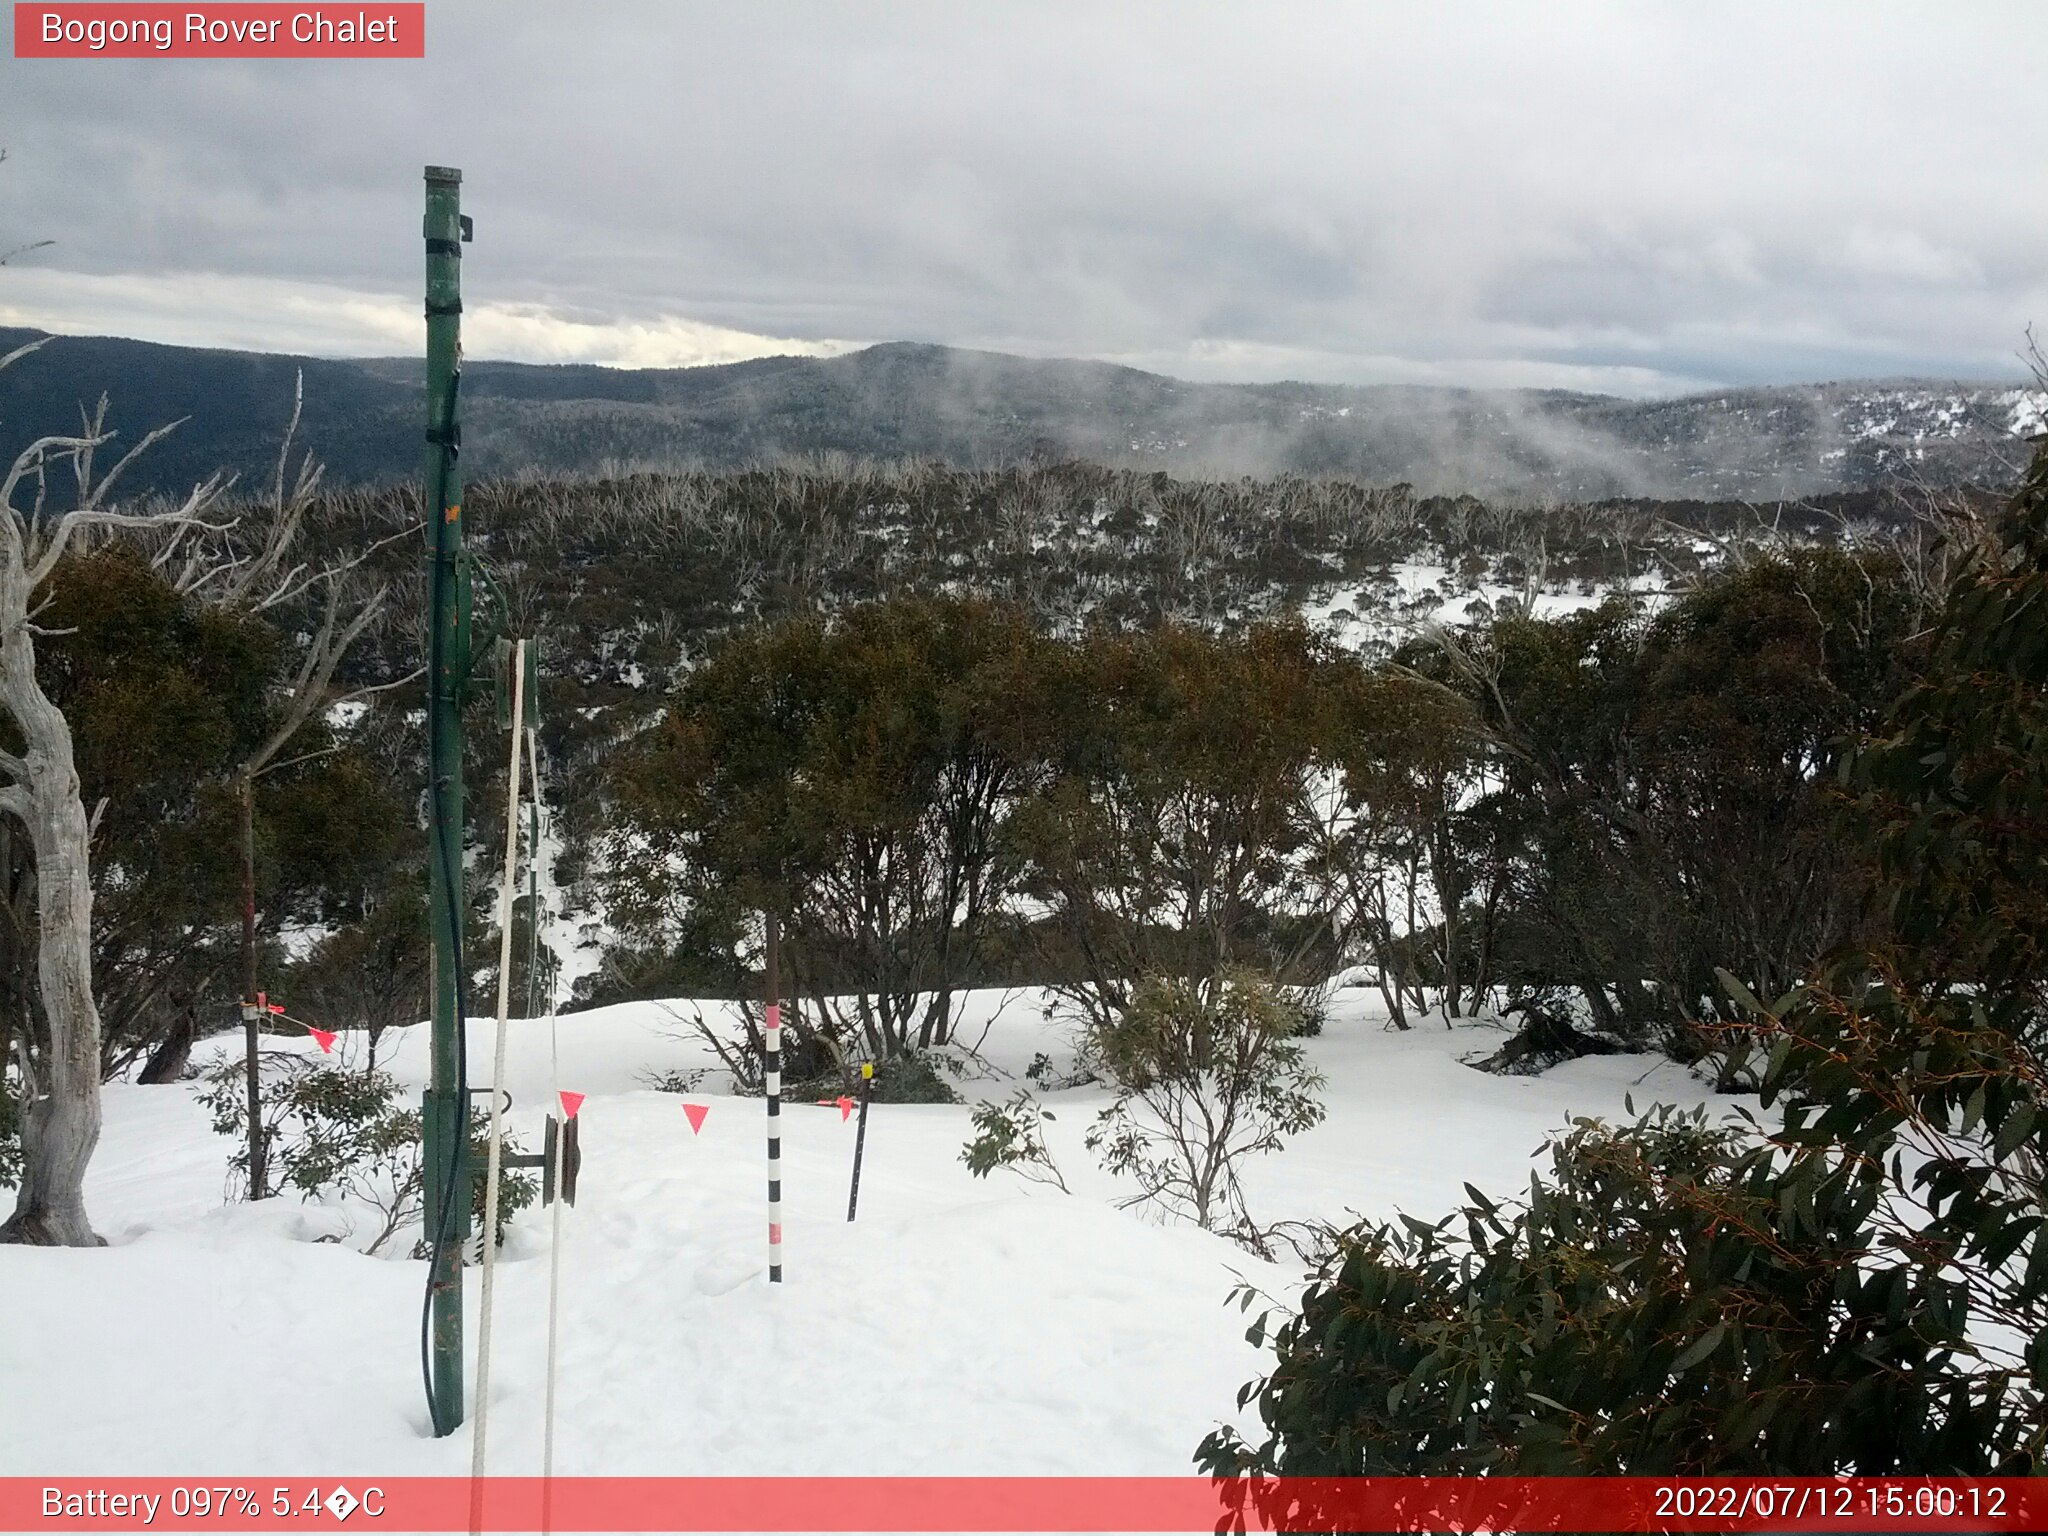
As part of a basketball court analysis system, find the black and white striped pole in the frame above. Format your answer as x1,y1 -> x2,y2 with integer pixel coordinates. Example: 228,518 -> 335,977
764,911 -> 783,1283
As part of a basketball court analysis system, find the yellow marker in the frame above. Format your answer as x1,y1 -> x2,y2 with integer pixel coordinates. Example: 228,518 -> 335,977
861,1061 -> 874,1080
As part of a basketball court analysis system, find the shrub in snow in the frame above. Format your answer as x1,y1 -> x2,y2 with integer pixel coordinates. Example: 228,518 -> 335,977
961,1089 -> 1067,1192
1202,1012 -> 2045,1484
1085,970 -> 1324,1253
1012,622 -> 1345,1041
672,999 -> 839,1097
0,1072 -> 20,1189
1203,455 -> 2048,1485
1280,986 -> 1327,1038
604,597 -> 1043,1060
786,1048 -> 960,1105
638,1065 -> 710,1095
199,1056 -> 536,1256
865,1051 -> 962,1104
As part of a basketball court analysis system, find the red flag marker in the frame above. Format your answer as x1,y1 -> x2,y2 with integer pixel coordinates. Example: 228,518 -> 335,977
306,1026 -> 337,1054
682,1102 -> 708,1135
821,1095 -> 854,1121
559,1090 -> 586,1120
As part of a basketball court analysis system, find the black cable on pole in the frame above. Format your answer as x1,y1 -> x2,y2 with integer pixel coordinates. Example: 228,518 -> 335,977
419,365 -> 472,1439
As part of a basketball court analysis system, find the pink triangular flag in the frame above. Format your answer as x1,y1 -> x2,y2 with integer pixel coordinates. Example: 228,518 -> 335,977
682,1102 -> 708,1135
558,1090 -> 586,1120
306,1026 -> 337,1054
836,1095 -> 855,1122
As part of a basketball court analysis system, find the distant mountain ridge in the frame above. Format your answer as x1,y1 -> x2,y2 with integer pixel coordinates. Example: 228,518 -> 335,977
1,327 -> 2041,501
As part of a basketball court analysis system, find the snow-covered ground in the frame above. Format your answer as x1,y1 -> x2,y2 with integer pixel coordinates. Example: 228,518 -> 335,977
0,987 -> 1738,1477
1301,560 -> 1671,653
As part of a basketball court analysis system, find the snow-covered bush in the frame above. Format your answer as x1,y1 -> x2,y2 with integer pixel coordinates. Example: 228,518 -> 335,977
1086,970 -> 1324,1251
961,1089 -> 1067,1192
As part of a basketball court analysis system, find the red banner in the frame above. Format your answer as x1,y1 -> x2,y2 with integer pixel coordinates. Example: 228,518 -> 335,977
12,4 -> 424,58
3,1477 -> 2045,1532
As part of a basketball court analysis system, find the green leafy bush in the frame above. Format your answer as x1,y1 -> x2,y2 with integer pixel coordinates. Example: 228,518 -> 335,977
866,1051 -> 961,1104
200,1056 -> 536,1255
1199,998 -> 2045,1485
1087,970 -> 1324,1250
1200,445 -> 2048,1488
961,1089 -> 1067,1191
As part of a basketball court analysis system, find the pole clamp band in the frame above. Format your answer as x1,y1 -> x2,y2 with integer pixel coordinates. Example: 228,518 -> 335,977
425,238 -> 463,257
425,425 -> 462,450
425,299 -> 464,317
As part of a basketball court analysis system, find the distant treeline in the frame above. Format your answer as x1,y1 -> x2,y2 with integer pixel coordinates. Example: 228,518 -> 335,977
593,534 -> 1967,1082
2,325 -> 2033,498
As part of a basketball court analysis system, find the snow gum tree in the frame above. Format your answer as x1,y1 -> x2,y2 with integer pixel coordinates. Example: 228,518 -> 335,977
1013,622 -> 1343,1035
606,595 -> 1046,1063
0,339 -> 226,1244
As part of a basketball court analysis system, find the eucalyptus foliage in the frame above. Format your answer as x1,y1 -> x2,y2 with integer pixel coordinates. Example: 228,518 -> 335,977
1201,447 -> 2048,1482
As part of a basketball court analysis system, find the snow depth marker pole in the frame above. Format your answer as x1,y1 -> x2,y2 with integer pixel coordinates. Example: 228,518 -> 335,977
846,1060 -> 873,1221
470,638 -> 526,1498
765,911 -> 783,1283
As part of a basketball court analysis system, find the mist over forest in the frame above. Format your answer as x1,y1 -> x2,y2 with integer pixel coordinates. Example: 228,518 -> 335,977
3,324 -> 2041,502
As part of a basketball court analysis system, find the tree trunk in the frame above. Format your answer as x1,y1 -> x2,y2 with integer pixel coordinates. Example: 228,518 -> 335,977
135,1006 -> 197,1085
1471,1000 -> 1621,1076
1,691 -> 105,1246
0,372 -> 239,1245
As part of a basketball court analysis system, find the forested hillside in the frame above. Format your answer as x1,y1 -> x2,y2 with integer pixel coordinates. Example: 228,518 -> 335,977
2,326 -> 2040,500
0,441 -> 2008,1088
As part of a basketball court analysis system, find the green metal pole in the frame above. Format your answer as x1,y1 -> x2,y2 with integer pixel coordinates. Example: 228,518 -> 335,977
422,163 -> 471,1438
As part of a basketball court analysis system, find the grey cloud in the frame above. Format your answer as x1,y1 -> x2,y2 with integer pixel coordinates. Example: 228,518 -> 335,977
1,0 -> 2043,393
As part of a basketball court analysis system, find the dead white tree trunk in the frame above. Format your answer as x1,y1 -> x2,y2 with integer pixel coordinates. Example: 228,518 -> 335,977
0,338 -> 226,1244
0,636 -> 101,1244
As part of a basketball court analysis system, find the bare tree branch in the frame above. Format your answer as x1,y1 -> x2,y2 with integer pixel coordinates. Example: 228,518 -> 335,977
0,337 -> 49,373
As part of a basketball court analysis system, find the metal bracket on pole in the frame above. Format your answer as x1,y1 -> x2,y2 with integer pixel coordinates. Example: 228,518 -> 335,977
488,1133 -> 581,1207
461,1086 -> 581,1208
491,634 -> 541,731
466,556 -> 513,686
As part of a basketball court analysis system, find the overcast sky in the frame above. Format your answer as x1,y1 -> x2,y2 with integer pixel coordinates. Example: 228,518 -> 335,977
2,2 -> 2043,396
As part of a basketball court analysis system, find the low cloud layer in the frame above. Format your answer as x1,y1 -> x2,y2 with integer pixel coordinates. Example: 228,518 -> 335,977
2,2 -> 2043,395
